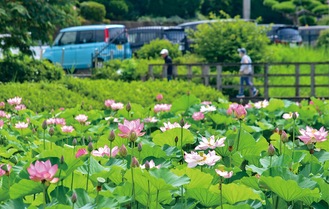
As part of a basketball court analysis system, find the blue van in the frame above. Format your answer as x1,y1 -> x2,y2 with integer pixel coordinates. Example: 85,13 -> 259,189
43,25 -> 132,69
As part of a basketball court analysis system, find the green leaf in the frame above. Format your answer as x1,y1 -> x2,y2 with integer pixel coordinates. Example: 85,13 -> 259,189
171,167 -> 213,189
10,179 -> 44,199
46,205 -> 72,209
171,95 -> 200,113
96,196 -> 119,209
72,188 -> 95,208
186,187 -> 221,207
152,128 -> 195,148
222,183 -> 262,204
265,99 -> 285,112
312,177 -> 329,204
77,156 -> 107,175
260,176 -> 321,202
149,168 -> 190,188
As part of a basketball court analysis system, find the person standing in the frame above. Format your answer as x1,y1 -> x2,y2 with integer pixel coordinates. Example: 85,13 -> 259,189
160,49 -> 173,81
236,48 -> 258,98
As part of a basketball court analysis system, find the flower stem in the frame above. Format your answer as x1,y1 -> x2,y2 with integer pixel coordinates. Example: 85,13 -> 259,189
219,178 -> 223,209
236,120 -> 242,151
292,119 -> 296,160
43,184 -> 47,209
131,167 -> 136,208
180,126 -> 184,157
147,180 -> 151,208
71,172 -> 75,191
86,155 -> 91,191
269,156 -> 272,176
43,130 -> 46,151
156,189 -> 159,209
109,141 -> 112,159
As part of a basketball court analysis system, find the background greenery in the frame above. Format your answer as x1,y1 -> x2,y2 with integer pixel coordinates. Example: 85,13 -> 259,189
0,78 -> 224,112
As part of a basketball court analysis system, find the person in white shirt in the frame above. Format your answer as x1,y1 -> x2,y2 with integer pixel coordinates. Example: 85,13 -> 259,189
236,48 -> 258,98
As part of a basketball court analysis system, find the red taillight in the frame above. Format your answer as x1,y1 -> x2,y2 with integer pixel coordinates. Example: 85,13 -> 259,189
105,29 -> 109,42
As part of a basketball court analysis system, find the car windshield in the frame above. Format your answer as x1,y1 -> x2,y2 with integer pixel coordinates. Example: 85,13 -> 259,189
278,28 -> 299,36
164,31 -> 185,43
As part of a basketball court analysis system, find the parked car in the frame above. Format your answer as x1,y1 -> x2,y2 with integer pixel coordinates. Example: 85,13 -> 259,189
266,25 -> 303,46
299,25 -> 329,46
128,26 -> 186,53
43,24 -> 132,70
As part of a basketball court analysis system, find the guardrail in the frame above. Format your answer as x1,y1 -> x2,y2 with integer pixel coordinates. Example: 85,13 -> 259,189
148,61 -> 329,100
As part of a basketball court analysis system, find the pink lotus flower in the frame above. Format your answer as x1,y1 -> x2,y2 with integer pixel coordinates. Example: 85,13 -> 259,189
244,103 -> 253,109
215,169 -> 233,178
92,145 -> 119,157
0,111 -> 6,118
195,136 -> 226,150
104,99 -> 115,108
154,104 -> 172,113
75,114 -> 88,124
298,126 -> 328,144
184,151 -> 221,168
140,160 -> 161,169
192,112 -> 204,121
0,102 -> 5,109
7,97 -> 22,106
0,164 -> 12,176
75,148 -> 88,158
254,100 -> 269,109
282,112 -> 299,120
61,125 -> 74,133
200,105 -> 216,113
159,121 -> 190,132
27,160 -> 59,183
15,122 -> 28,129
111,102 -> 124,110
15,104 -> 26,111
144,117 -> 158,123
227,103 -> 247,119
201,101 -> 212,105
118,119 -> 145,141
47,118 -> 66,126
0,120 -> 3,129
156,94 -> 163,101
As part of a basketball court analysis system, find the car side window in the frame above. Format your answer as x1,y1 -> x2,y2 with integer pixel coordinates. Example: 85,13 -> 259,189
95,30 -> 104,42
59,32 -> 77,45
79,30 -> 94,44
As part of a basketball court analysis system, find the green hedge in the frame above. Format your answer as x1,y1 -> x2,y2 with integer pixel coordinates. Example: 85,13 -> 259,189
0,78 -> 225,112
80,1 -> 106,22
0,56 -> 64,83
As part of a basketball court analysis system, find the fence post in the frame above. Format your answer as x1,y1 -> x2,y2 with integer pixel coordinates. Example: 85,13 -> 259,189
295,64 -> 300,97
264,64 -> 269,99
162,64 -> 167,79
173,65 -> 178,79
216,65 -> 222,91
148,65 -> 154,80
202,65 -> 210,86
310,64 -> 315,97
187,65 -> 193,81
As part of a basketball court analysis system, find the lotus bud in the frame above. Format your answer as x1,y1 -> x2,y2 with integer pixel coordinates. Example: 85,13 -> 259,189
108,130 -> 115,142
156,94 -> 163,101
72,138 -> 77,146
119,144 -> 127,157
144,160 -> 150,171
126,102 -> 131,113
131,157 -> 139,168
281,130 -> 288,143
268,144 -> 275,156
87,142 -> 93,152
71,192 -> 77,204
60,155 -> 65,164
179,118 -> 185,127
42,120 -> 48,130
138,142 -> 142,152
49,127 -> 55,136
292,112 -> 298,120
174,136 -> 179,144
228,145 -> 233,152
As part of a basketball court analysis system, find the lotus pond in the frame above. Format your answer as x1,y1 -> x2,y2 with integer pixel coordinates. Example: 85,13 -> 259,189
0,95 -> 328,209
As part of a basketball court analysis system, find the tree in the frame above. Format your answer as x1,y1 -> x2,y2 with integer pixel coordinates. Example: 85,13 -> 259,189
0,0 -> 79,57
80,1 -> 106,22
263,0 -> 329,25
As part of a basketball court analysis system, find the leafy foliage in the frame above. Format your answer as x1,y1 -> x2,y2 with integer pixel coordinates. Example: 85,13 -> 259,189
80,1 -> 106,22
316,29 -> 329,48
191,17 -> 270,65
137,39 -> 182,60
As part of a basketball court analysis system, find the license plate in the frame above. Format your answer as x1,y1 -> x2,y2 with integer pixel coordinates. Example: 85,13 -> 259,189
117,45 -> 123,50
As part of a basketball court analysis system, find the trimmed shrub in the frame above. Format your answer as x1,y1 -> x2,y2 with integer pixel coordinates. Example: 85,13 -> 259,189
191,17 -> 270,66
0,56 -> 64,83
137,39 -> 182,59
316,29 -> 329,48
0,78 -> 225,112
80,1 -> 106,22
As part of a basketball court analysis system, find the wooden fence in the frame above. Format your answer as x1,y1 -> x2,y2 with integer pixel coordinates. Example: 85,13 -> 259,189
148,62 -> 329,100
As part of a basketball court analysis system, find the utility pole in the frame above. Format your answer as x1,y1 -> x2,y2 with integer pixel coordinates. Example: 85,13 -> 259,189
243,0 -> 251,20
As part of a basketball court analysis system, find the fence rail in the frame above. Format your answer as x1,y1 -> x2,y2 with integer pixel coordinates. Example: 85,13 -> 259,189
148,61 -> 329,100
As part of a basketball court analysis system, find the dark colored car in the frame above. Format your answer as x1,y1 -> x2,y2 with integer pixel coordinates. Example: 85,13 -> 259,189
128,26 -> 186,52
267,25 -> 303,46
